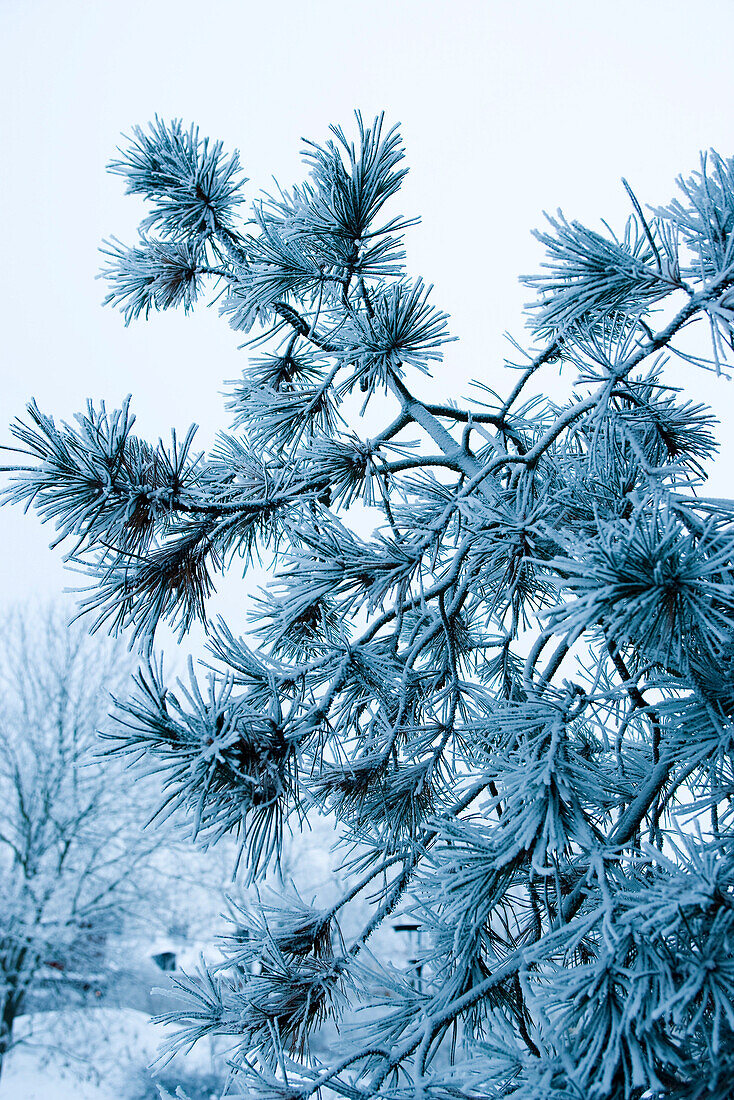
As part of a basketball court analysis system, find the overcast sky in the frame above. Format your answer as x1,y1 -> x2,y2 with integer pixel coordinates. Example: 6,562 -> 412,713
3,0 -> 734,648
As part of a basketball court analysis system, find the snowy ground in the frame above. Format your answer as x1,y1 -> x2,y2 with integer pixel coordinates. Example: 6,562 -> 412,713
0,1008 -> 222,1100
0,1053 -> 112,1100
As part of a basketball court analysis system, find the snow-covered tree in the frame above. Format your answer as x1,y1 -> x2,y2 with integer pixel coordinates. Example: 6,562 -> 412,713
0,605 -> 179,1081
3,115 -> 734,1098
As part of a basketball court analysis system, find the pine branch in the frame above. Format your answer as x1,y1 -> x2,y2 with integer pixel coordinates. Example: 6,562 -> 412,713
6,114 -> 734,1098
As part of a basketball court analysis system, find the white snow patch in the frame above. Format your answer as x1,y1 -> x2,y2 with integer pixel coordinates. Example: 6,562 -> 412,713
0,1008 -> 218,1100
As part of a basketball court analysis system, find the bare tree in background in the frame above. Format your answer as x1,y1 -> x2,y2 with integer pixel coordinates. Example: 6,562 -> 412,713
0,604 -> 171,1081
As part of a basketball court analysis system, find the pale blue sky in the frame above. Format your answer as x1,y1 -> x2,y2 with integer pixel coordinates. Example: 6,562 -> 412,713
3,0 -> 734,637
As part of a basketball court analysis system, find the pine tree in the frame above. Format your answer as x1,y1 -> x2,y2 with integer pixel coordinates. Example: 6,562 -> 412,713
3,114 -> 734,1098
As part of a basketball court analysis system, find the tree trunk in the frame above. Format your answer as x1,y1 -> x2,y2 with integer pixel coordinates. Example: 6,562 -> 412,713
0,988 -> 21,1084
